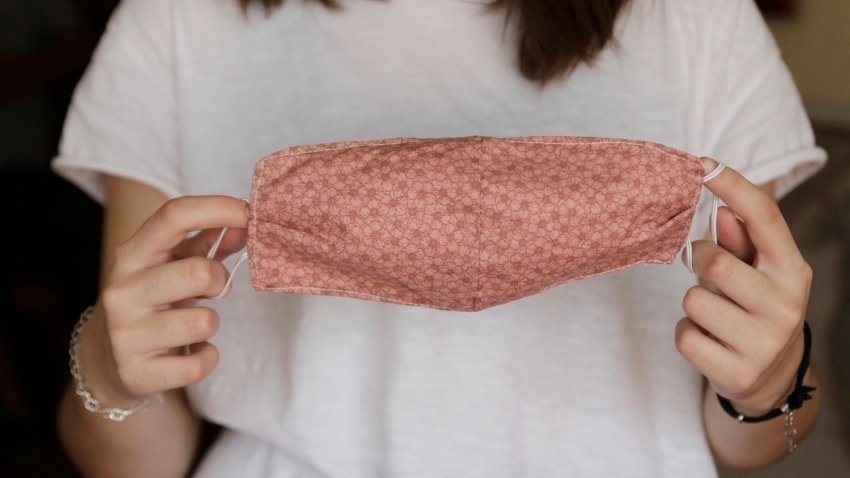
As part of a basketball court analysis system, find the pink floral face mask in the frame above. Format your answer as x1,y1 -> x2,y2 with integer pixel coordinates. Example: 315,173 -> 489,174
208,135 -> 724,311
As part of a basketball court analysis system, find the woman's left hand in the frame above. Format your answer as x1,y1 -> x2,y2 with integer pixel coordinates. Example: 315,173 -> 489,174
676,157 -> 813,417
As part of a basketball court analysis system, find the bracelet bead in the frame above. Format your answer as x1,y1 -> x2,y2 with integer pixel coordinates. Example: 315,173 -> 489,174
69,305 -> 163,422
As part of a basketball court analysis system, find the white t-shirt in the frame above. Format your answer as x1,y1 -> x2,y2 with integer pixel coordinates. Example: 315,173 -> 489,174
52,0 -> 827,476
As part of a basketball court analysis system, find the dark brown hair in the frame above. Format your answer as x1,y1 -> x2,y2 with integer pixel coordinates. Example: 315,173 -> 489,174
238,0 -> 630,86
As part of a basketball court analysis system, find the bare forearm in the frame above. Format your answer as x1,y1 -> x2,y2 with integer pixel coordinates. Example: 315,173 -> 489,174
58,384 -> 200,478
56,313 -> 202,478
702,364 -> 821,470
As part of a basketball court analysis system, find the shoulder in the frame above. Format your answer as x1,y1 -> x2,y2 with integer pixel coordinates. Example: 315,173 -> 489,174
632,0 -> 753,19
622,0 -> 765,37
109,0 -> 177,23
619,0 -> 778,73
91,0 -> 177,59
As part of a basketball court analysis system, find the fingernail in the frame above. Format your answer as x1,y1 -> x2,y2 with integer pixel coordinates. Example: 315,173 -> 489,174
701,156 -> 719,175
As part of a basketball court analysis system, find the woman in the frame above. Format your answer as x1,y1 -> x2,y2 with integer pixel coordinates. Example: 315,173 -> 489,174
52,0 -> 826,476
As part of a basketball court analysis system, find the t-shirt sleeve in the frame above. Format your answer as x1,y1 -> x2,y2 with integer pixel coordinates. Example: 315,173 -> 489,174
697,0 -> 827,201
50,0 -> 181,205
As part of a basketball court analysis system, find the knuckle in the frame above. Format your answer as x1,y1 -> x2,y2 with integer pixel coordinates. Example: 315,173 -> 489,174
110,241 -> 132,267
674,320 -> 698,358
674,333 -> 689,358
157,198 -> 185,227
183,345 -> 219,385
729,369 -> 759,395
773,290 -> 805,326
100,283 -> 127,314
107,240 -> 144,279
682,286 -> 705,314
105,322 -> 130,354
800,260 -> 814,283
183,358 -> 209,385
185,257 -> 216,286
754,333 -> 783,365
182,361 -> 205,384
760,199 -> 784,226
112,240 -> 131,259
114,361 -> 141,394
189,308 -> 219,339
705,252 -> 734,282
777,303 -> 804,330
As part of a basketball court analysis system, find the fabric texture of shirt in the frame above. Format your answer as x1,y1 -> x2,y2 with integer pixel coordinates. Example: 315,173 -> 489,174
52,0 -> 827,476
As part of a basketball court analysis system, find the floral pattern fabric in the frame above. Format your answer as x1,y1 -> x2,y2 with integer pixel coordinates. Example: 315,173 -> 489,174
248,136 -> 704,312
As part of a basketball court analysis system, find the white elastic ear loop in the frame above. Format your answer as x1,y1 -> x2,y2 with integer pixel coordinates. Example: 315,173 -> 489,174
207,198 -> 250,300
684,162 -> 726,274
206,228 -> 248,300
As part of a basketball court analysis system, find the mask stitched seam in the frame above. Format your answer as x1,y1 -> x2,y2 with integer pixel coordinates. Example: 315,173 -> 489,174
265,138 -> 436,160
264,137 -> 705,203
676,166 -> 706,254
501,138 -> 703,171
250,154 -> 271,288
265,137 -> 703,175
257,286 -> 442,308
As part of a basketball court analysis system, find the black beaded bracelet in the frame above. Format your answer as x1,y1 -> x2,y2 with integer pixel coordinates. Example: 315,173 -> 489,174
717,320 -> 816,424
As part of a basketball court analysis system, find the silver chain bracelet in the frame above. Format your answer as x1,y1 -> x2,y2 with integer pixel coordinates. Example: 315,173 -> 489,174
69,306 -> 163,422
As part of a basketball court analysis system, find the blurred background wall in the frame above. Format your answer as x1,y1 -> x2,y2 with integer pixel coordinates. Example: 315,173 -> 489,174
0,1 -> 847,476
766,0 -> 850,130
1,2 -> 112,476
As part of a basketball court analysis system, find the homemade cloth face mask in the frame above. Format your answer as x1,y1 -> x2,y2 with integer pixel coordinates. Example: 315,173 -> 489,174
208,136 -> 725,311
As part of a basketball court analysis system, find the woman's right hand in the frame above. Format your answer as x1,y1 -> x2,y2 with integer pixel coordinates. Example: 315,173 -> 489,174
79,195 -> 249,407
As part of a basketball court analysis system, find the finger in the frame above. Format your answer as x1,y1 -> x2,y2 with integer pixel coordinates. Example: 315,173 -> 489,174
688,239 -> 778,315
681,285 -> 758,353
128,307 -> 220,354
699,157 -> 800,269
716,207 -> 756,265
118,256 -> 230,309
675,317 -> 739,387
171,227 -> 248,262
123,342 -> 220,396
117,196 -> 249,274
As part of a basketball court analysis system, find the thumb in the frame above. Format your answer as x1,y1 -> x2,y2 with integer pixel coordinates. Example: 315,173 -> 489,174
716,206 -> 756,265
